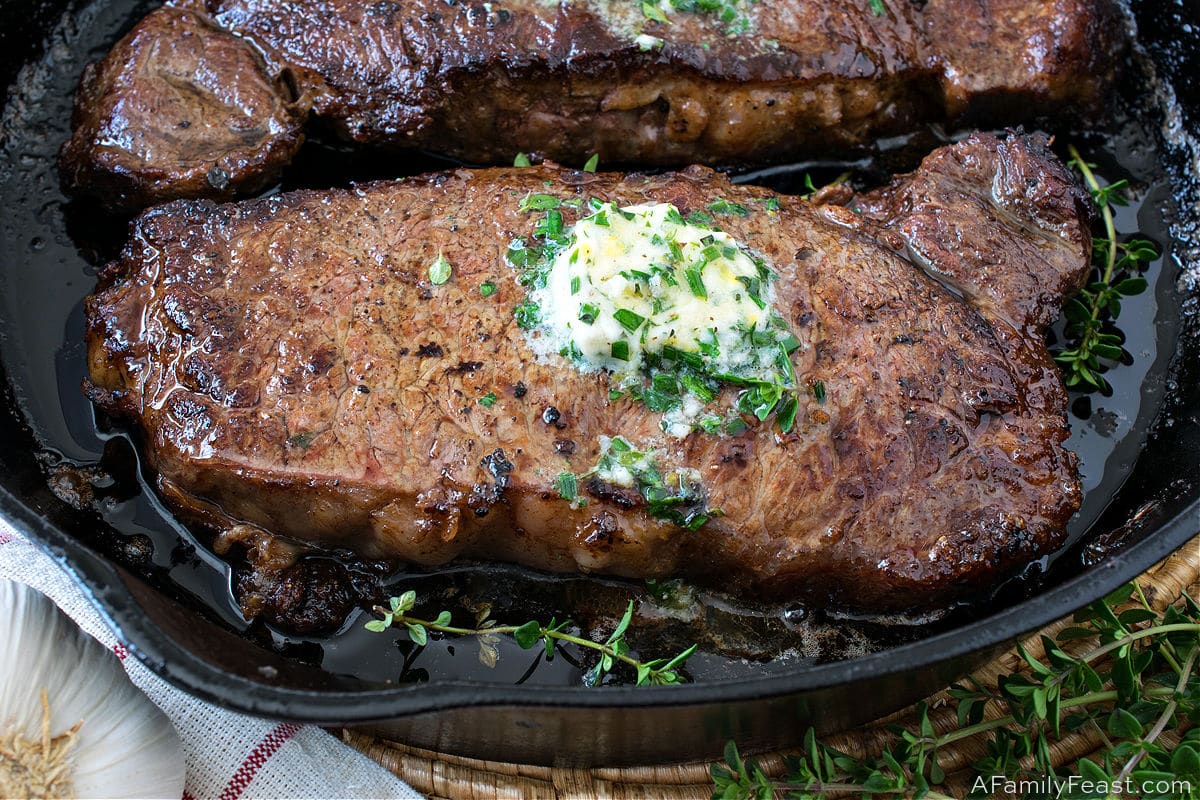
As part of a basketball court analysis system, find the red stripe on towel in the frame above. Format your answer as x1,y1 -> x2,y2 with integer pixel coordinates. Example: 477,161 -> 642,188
219,723 -> 301,800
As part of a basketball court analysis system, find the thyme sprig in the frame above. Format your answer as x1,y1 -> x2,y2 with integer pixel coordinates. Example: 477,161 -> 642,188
1055,145 -> 1160,394
366,591 -> 698,686
713,581 -> 1200,799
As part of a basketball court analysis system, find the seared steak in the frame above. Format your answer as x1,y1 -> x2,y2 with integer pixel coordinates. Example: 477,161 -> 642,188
85,132 -> 1091,610
61,0 -> 1120,210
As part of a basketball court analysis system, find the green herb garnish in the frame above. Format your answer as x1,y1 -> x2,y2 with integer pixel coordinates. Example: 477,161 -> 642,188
429,252 -> 452,285
613,308 -> 646,332
514,301 -> 541,330
287,432 -> 314,449
367,594 -> 698,687
588,436 -> 711,530
554,471 -> 578,501
641,1 -> 669,23
1055,145 -> 1159,394
478,392 -> 497,407
583,153 -> 600,173
479,280 -> 497,297
713,579 -> 1200,799
578,303 -> 600,325
707,198 -> 751,217
519,193 -> 560,212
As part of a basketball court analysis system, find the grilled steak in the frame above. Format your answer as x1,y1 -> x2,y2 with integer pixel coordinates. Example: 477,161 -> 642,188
85,132 -> 1091,610
61,0 -> 1121,210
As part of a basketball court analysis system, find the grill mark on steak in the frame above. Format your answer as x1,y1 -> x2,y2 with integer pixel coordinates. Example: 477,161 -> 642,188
61,0 -> 1122,211
85,132 -> 1090,610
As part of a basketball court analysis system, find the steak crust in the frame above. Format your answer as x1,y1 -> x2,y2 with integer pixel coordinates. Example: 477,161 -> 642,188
85,132 -> 1090,609
61,0 -> 1121,210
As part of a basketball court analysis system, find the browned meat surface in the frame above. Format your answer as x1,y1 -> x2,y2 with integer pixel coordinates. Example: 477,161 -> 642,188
59,5 -> 304,209
61,0 -> 1121,210
85,132 -> 1091,610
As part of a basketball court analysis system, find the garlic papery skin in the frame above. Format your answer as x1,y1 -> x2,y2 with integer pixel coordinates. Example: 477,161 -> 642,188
1,579 -> 185,799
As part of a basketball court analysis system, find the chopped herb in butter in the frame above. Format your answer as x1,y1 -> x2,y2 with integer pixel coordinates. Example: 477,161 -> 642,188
511,196 -> 804,435
589,436 -> 710,530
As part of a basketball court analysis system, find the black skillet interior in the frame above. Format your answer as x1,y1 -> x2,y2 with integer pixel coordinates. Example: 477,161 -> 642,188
0,0 -> 1197,766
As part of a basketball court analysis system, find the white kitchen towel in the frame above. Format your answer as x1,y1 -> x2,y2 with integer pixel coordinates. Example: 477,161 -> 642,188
0,525 -> 423,800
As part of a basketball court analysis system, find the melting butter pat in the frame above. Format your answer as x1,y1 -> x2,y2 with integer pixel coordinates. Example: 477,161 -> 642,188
535,201 -> 775,379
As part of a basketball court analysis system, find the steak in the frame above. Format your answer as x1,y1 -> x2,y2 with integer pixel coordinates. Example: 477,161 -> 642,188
60,0 -> 1121,210
85,132 -> 1091,610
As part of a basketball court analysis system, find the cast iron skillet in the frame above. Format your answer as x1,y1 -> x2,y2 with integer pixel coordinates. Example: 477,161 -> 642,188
0,0 -> 1197,766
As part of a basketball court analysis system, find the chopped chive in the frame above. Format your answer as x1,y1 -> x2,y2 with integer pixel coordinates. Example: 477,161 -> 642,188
514,301 -> 540,330
661,345 -> 704,370
478,392 -> 497,407
725,416 -> 749,435
611,340 -> 631,361
777,395 -> 798,433
578,303 -> 600,324
812,380 -> 826,403
570,275 -> 581,295
554,472 -> 578,501
681,374 -> 715,403
651,372 -> 680,395
535,209 -> 563,237
706,198 -> 751,216
776,342 -> 796,384
613,308 -> 645,332
519,193 -> 560,211
513,152 -> 532,167
684,268 -> 707,299
479,280 -> 497,297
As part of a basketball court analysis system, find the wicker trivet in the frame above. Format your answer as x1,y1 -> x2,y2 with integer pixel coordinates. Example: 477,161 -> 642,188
346,534 -> 1200,799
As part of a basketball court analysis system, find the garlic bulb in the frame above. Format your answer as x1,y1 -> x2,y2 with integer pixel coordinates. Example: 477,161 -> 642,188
0,579 -> 185,799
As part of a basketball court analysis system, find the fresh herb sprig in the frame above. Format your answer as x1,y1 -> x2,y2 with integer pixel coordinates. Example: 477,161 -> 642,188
365,592 -> 698,686
712,580 -> 1200,799
1056,145 -> 1160,394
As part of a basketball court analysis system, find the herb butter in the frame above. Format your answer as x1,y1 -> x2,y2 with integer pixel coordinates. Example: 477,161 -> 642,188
511,195 -> 804,436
